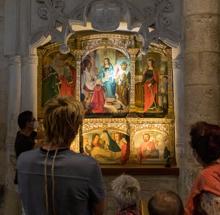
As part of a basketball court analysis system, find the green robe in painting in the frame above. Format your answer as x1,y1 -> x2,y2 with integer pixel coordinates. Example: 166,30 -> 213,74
42,67 -> 59,106
105,131 -> 121,152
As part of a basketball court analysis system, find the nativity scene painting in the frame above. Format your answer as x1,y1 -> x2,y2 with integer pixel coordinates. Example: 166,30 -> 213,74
135,51 -> 169,114
80,49 -> 130,114
40,52 -> 76,106
83,130 -> 129,164
131,129 -> 170,163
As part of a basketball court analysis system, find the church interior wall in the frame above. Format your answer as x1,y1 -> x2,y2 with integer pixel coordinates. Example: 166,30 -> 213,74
1,1 -> 183,214
1,0 -> 219,214
181,0 -> 220,202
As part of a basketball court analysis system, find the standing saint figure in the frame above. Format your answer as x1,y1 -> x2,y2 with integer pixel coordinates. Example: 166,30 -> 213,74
81,59 -> 97,98
42,57 -> 59,106
115,61 -> 130,106
58,58 -> 76,97
142,58 -> 158,112
98,58 -> 116,99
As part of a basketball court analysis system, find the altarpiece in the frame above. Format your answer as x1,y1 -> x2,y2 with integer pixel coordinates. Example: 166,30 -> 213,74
37,31 -> 175,166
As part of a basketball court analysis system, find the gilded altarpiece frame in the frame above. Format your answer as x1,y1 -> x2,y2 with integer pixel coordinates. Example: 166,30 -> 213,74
37,32 -> 175,166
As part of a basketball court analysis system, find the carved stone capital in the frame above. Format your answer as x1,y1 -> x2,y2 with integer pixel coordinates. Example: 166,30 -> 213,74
8,55 -> 21,66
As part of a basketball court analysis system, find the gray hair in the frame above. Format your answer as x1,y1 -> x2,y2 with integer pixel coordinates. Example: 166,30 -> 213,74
111,175 -> 141,208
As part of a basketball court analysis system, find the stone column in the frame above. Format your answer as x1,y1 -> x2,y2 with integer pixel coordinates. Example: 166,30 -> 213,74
4,55 -> 21,215
6,55 -> 21,145
183,0 -> 220,198
172,46 -> 184,166
20,55 -> 38,117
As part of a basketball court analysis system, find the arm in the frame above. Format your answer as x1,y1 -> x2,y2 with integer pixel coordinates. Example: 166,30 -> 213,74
89,161 -> 106,215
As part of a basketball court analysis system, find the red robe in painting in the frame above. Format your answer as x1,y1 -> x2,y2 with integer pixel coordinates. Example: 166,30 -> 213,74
59,65 -> 76,97
91,85 -> 105,113
143,69 -> 158,112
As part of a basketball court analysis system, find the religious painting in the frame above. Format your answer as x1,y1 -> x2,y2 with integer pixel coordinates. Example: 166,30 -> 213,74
135,49 -> 170,115
40,51 -> 76,107
129,119 -> 173,164
82,129 -> 130,164
80,48 -> 130,115
70,135 -> 80,153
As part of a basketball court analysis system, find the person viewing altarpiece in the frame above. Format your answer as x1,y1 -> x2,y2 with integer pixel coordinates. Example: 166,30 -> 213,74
37,31 -> 174,166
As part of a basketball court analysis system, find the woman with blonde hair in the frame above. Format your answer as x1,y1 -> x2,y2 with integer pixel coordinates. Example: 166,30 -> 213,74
17,97 -> 105,215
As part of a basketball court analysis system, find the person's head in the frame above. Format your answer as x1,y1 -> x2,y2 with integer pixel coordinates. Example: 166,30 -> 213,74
104,58 -> 110,66
18,111 -> 35,130
43,97 -> 84,147
95,79 -> 102,86
189,121 -> 220,166
114,132 -> 121,142
112,175 -> 141,209
100,130 -> 109,142
83,59 -> 92,70
121,61 -> 127,71
148,191 -> 184,215
143,133 -> 150,142
92,133 -> 100,146
147,58 -> 155,68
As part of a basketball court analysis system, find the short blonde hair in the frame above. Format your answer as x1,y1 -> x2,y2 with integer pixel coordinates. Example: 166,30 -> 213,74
43,97 -> 84,147
112,175 -> 141,208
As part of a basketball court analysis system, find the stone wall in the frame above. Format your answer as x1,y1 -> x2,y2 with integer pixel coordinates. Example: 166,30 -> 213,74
183,0 -> 220,199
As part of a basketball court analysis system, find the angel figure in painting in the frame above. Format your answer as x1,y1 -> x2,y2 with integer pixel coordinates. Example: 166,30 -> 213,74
142,58 -> 159,112
138,133 -> 159,162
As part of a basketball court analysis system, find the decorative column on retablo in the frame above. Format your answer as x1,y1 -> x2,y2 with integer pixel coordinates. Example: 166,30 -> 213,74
73,50 -> 83,101
128,48 -> 139,112
183,0 -> 220,199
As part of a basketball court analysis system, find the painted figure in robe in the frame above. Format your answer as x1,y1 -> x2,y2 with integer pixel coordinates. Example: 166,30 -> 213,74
142,58 -> 158,112
138,133 -> 159,161
98,58 -> 116,98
